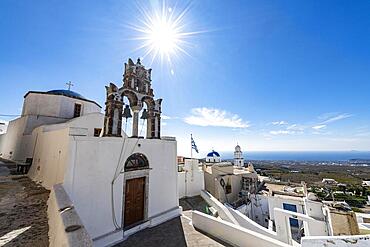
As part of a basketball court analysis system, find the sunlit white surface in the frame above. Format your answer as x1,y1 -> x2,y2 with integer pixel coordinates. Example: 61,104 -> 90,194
0,226 -> 31,245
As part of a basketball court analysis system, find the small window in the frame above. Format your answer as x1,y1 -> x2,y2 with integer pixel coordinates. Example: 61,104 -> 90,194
94,128 -> 102,137
74,103 -> 82,117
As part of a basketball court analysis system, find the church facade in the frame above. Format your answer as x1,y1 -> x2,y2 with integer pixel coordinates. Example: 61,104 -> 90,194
25,59 -> 179,246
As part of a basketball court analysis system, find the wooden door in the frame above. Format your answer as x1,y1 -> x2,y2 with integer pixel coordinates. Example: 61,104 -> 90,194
124,177 -> 145,227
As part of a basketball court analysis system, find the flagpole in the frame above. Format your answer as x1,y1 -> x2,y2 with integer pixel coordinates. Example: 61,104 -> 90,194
190,134 -> 194,182
190,133 -> 193,160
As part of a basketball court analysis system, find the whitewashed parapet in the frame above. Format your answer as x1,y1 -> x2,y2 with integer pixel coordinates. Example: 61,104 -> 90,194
48,183 -> 93,247
301,235 -> 370,247
192,211 -> 290,247
200,190 -> 239,225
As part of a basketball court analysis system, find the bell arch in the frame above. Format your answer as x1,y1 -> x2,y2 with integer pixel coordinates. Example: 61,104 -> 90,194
121,90 -> 139,107
141,96 -> 155,138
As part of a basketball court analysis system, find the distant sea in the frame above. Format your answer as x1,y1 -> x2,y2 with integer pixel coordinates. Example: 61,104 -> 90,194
221,151 -> 370,161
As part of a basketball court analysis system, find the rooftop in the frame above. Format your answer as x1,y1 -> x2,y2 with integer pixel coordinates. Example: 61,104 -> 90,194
24,89 -> 101,108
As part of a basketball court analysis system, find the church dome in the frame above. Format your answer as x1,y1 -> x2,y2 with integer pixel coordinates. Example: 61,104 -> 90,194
235,144 -> 241,152
207,150 -> 220,157
46,89 -> 87,100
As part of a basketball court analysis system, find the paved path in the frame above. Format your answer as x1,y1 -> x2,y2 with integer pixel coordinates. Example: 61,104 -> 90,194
115,196 -> 230,247
0,159 -> 50,247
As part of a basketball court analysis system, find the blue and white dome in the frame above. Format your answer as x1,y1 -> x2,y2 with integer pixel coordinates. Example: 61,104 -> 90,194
207,150 -> 220,157
206,150 -> 221,163
47,89 -> 87,100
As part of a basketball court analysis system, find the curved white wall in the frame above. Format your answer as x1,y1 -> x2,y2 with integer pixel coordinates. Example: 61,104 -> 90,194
22,93 -> 101,119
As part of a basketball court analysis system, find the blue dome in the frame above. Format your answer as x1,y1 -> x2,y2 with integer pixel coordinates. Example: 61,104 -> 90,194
47,89 -> 86,100
207,150 -> 220,157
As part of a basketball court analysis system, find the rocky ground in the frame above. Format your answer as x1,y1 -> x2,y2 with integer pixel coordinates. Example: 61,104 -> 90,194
0,159 -> 50,247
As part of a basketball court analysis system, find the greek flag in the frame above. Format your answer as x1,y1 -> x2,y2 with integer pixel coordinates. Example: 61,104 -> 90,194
191,134 -> 199,153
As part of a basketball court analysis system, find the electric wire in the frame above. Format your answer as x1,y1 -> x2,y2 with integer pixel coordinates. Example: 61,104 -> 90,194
110,117 -> 146,229
111,119 -> 129,229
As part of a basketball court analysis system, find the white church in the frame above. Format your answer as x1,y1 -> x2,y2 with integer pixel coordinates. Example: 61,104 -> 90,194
0,58 -> 180,246
0,89 -> 102,162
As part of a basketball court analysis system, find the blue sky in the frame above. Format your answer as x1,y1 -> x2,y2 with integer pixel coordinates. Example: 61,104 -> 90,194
1,0 -> 370,156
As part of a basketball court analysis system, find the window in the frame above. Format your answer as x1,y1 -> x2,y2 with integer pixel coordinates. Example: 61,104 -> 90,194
94,128 -> 102,137
74,103 -> 82,117
124,153 -> 149,172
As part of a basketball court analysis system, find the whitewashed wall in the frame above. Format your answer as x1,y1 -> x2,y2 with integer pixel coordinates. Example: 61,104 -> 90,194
28,127 -> 70,188
178,159 -> 204,198
22,93 -> 101,119
268,195 -> 305,221
28,113 -> 104,188
245,194 -> 270,227
0,116 -> 28,161
62,136 -> 179,244
0,134 -> 5,156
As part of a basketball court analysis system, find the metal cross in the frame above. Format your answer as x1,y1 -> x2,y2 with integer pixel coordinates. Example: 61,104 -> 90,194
66,81 -> 74,90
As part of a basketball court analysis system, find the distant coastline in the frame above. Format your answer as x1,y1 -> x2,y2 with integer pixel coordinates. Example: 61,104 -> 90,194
220,151 -> 370,161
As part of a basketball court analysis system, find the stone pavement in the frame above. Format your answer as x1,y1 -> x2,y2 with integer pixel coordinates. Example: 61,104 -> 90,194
115,196 -> 231,247
0,159 -> 50,247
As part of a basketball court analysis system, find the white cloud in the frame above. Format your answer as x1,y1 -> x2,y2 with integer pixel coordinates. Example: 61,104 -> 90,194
312,124 -> 326,130
319,113 -> 352,124
269,130 -> 296,135
286,124 -> 305,131
272,121 -> 288,125
161,115 -> 171,120
184,107 -> 250,128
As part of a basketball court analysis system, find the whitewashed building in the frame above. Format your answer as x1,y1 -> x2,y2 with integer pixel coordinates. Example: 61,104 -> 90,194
0,89 -> 101,162
27,58 -> 180,246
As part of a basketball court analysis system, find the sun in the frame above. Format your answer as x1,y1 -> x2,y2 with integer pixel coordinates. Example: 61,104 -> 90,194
148,17 -> 178,55
128,1 -> 201,68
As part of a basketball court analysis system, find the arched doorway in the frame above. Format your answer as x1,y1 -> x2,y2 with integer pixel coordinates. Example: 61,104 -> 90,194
123,153 -> 150,228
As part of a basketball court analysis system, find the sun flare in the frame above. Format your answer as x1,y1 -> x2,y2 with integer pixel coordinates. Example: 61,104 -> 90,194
148,17 -> 178,54
128,1 -> 201,68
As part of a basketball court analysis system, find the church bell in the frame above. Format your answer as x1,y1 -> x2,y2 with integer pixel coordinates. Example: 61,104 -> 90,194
123,105 -> 132,119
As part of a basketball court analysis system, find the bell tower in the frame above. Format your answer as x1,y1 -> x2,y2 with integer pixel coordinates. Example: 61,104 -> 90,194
102,58 -> 162,139
234,144 -> 244,167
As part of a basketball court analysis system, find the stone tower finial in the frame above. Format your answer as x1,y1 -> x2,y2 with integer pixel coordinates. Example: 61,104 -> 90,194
137,58 -> 141,65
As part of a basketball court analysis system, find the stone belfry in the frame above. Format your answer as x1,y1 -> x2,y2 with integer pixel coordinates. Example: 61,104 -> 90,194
103,58 -> 162,138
